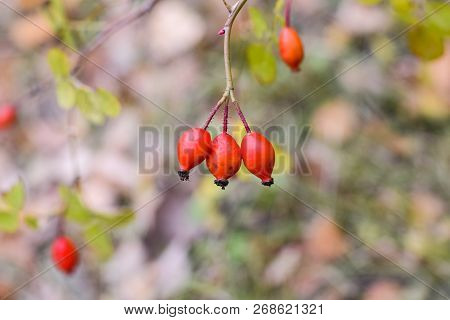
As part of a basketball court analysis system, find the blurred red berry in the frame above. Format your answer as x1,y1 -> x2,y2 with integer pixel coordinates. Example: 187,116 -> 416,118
0,104 -> 16,129
241,132 -> 275,186
279,27 -> 304,72
207,132 -> 241,189
177,128 -> 212,181
51,236 -> 79,274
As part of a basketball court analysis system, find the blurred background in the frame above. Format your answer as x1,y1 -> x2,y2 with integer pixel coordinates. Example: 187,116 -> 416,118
0,0 -> 449,299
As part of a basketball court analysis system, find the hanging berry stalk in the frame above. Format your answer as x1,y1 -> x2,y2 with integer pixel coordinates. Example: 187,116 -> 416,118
177,0 -> 275,188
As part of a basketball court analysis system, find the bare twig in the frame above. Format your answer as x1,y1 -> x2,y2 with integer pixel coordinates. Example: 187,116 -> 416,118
11,0 -> 162,106
222,0 -> 232,13
203,1 -> 248,128
72,0 -> 162,74
203,0 -> 248,131
218,0 -> 253,132
223,0 -> 248,102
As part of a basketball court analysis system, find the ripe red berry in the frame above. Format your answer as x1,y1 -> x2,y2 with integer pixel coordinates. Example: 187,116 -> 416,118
279,27 -> 304,72
207,132 -> 241,189
241,132 -> 275,186
0,104 -> 16,129
177,128 -> 212,181
51,236 -> 79,274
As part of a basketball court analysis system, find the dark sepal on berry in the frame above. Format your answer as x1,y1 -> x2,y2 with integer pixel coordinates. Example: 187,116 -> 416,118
262,178 -> 274,187
178,170 -> 189,181
214,179 -> 229,190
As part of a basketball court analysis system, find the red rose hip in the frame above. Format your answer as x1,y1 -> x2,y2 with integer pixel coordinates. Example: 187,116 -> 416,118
51,236 -> 79,274
177,128 -> 212,181
241,132 -> 275,186
0,104 -> 16,129
207,132 -> 241,189
279,27 -> 304,72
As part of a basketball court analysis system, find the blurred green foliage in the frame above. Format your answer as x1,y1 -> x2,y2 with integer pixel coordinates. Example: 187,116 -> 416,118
60,186 -> 134,260
47,48 -> 121,124
0,181 -> 25,232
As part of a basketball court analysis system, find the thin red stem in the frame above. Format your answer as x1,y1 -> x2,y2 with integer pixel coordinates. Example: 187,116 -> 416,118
285,0 -> 293,27
203,99 -> 225,129
234,102 -> 251,133
223,100 -> 229,133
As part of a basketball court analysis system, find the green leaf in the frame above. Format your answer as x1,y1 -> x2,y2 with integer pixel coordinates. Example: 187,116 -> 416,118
0,211 -> 20,233
273,0 -> 286,31
427,1 -> 450,35
246,43 -> 277,85
84,223 -> 114,261
60,186 -> 91,224
95,88 -> 121,117
249,7 -> 269,39
60,186 -> 134,230
56,79 -> 76,109
274,0 -> 285,15
47,48 -> 71,78
76,87 -> 92,110
390,0 -> 415,23
48,0 -> 66,27
76,88 -> 104,124
390,0 -> 414,12
4,181 -> 25,211
94,210 -> 135,228
24,215 -> 39,229
47,0 -> 75,47
407,25 -> 444,61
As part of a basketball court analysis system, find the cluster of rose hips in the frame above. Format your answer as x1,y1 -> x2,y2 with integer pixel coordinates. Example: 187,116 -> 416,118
176,1 -> 304,189
177,101 -> 275,189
